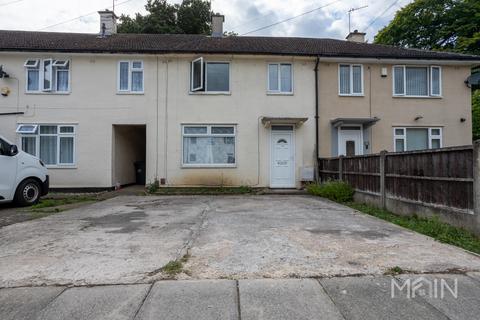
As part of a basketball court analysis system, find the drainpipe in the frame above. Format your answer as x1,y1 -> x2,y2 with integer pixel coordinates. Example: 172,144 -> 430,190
314,56 -> 320,182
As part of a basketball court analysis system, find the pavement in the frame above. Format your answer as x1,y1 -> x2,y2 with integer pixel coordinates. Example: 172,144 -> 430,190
1,275 -> 480,320
1,195 -> 480,287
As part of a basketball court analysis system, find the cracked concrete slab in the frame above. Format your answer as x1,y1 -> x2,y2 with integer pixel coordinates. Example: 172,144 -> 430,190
0,196 -> 209,287
135,280 -> 238,320
0,286 -> 65,320
239,279 -> 344,320
36,284 -> 150,320
185,195 -> 480,279
1,195 -> 479,287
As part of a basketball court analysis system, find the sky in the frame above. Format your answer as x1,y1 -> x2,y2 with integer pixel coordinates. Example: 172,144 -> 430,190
0,0 -> 413,41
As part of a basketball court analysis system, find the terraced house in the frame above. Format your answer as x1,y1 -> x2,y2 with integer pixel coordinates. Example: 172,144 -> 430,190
0,11 -> 479,189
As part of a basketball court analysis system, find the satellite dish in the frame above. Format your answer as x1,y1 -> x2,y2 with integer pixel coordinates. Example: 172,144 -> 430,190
465,73 -> 480,88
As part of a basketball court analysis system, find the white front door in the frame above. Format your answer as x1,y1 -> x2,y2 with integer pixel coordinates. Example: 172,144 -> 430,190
270,129 -> 295,188
338,126 -> 363,156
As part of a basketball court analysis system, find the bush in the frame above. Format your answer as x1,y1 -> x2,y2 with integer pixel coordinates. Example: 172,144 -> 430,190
307,181 -> 354,203
147,179 -> 160,193
473,89 -> 480,141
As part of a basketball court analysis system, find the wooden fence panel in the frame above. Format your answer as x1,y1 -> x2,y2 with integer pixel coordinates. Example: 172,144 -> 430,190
318,146 -> 474,211
318,158 -> 339,181
343,155 -> 380,194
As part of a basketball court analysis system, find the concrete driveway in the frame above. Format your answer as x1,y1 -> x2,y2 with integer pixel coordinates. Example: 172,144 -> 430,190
0,195 -> 479,287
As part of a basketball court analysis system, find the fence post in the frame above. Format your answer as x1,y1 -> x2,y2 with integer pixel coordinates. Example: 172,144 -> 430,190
473,141 -> 480,233
379,150 -> 387,209
338,156 -> 344,181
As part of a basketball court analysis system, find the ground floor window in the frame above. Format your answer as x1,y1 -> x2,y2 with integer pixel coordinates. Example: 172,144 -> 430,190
182,125 -> 236,166
16,124 -> 76,166
393,127 -> 442,152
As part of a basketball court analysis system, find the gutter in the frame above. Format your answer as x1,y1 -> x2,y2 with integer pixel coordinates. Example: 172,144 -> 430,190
0,112 -> 24,116
314,56 -> 320,182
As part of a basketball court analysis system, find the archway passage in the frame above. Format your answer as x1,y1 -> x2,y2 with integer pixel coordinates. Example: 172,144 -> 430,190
112,125 -> 146,187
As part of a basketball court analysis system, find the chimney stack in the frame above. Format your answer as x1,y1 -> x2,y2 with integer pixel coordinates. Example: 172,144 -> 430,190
211,14 -> 225,37
98,10 -> 117,36
346,30 -> 366,43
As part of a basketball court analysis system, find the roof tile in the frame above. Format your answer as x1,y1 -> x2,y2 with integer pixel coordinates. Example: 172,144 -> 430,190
0,30 -> 479,61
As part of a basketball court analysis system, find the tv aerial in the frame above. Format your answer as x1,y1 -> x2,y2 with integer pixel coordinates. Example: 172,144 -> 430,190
348,5 -> 368,33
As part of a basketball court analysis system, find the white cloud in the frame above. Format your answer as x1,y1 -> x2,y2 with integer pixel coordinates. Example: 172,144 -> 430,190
0,0 -> 413,40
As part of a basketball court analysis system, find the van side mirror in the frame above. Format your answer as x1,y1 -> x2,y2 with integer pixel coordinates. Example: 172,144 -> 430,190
9,145 -> 18,156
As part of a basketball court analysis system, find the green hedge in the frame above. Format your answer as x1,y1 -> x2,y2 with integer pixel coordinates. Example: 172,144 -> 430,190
306,181 -> 354,203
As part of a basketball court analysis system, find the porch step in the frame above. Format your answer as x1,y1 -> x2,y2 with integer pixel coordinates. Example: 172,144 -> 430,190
259,188 -> 308,195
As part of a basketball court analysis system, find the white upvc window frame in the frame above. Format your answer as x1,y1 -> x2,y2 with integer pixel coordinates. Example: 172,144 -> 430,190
392,65 -> 442,98
54,61 -> 71,93
190,57 -> 204,92
16,124 -> 38,134
41,59 -> 53,92
338,64 -> 364,96
430,66 -> 442,97
181,124 -> 237,168
24,59 -> 39,68
267,62 -> 294,94
24,58 -> 71,94
117,60 -> 144,94
52,60 -> 69,68
17,124 -> 77,167
393,127 -> 443,152
189,57 -> 231,94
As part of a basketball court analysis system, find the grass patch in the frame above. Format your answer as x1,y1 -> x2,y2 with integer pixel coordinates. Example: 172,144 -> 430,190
306,181 -> 354,203
161,260 -> 183,275
150,186 -> 254,195
347,202 -> 480,254
161,254 -> 191,276
147,179 -> 160,193
384,266 -> 405,275
29,196 -> 100,213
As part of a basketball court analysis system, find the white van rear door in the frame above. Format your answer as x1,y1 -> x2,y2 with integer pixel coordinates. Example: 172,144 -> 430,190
0,138 -> 17,201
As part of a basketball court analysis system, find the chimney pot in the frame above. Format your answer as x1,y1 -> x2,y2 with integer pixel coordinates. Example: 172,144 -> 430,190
211,14 -> 225,37
98,10 -> 118,36
346,30 -> 366,43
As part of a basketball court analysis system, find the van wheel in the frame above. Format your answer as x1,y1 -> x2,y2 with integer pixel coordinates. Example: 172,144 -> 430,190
15,179 -> 41,206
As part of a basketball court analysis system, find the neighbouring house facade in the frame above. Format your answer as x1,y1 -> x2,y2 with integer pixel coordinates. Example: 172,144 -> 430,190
0,12 -> 478,189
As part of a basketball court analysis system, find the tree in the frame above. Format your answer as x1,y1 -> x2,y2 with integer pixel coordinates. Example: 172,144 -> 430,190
374,0 -> 480,55
117,0 -> 211,34
473,90 -> 480,141
177,0 -> 211,35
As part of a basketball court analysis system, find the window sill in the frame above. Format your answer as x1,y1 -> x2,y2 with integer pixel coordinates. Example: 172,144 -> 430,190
393,95 -> 442,99
182,164 -> 237,169
116,91 -> 145,95
189,91 -> 231,96
25,92 -> 71,95
267,92 -> 294,96
46,165 -> 77,169
338,94 -> 365,97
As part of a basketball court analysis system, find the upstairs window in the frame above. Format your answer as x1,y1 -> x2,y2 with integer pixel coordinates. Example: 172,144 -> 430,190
190,57 -> 230,93
268,63 -> 293,94
393,66 -> 441,97
118,61 -> 144,93
25,59 -> 70,93
339,64 -> 363,96
17,124 -> 76,166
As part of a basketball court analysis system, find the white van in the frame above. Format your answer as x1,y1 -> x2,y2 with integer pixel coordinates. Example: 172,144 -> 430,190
0,135 -> 49,206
